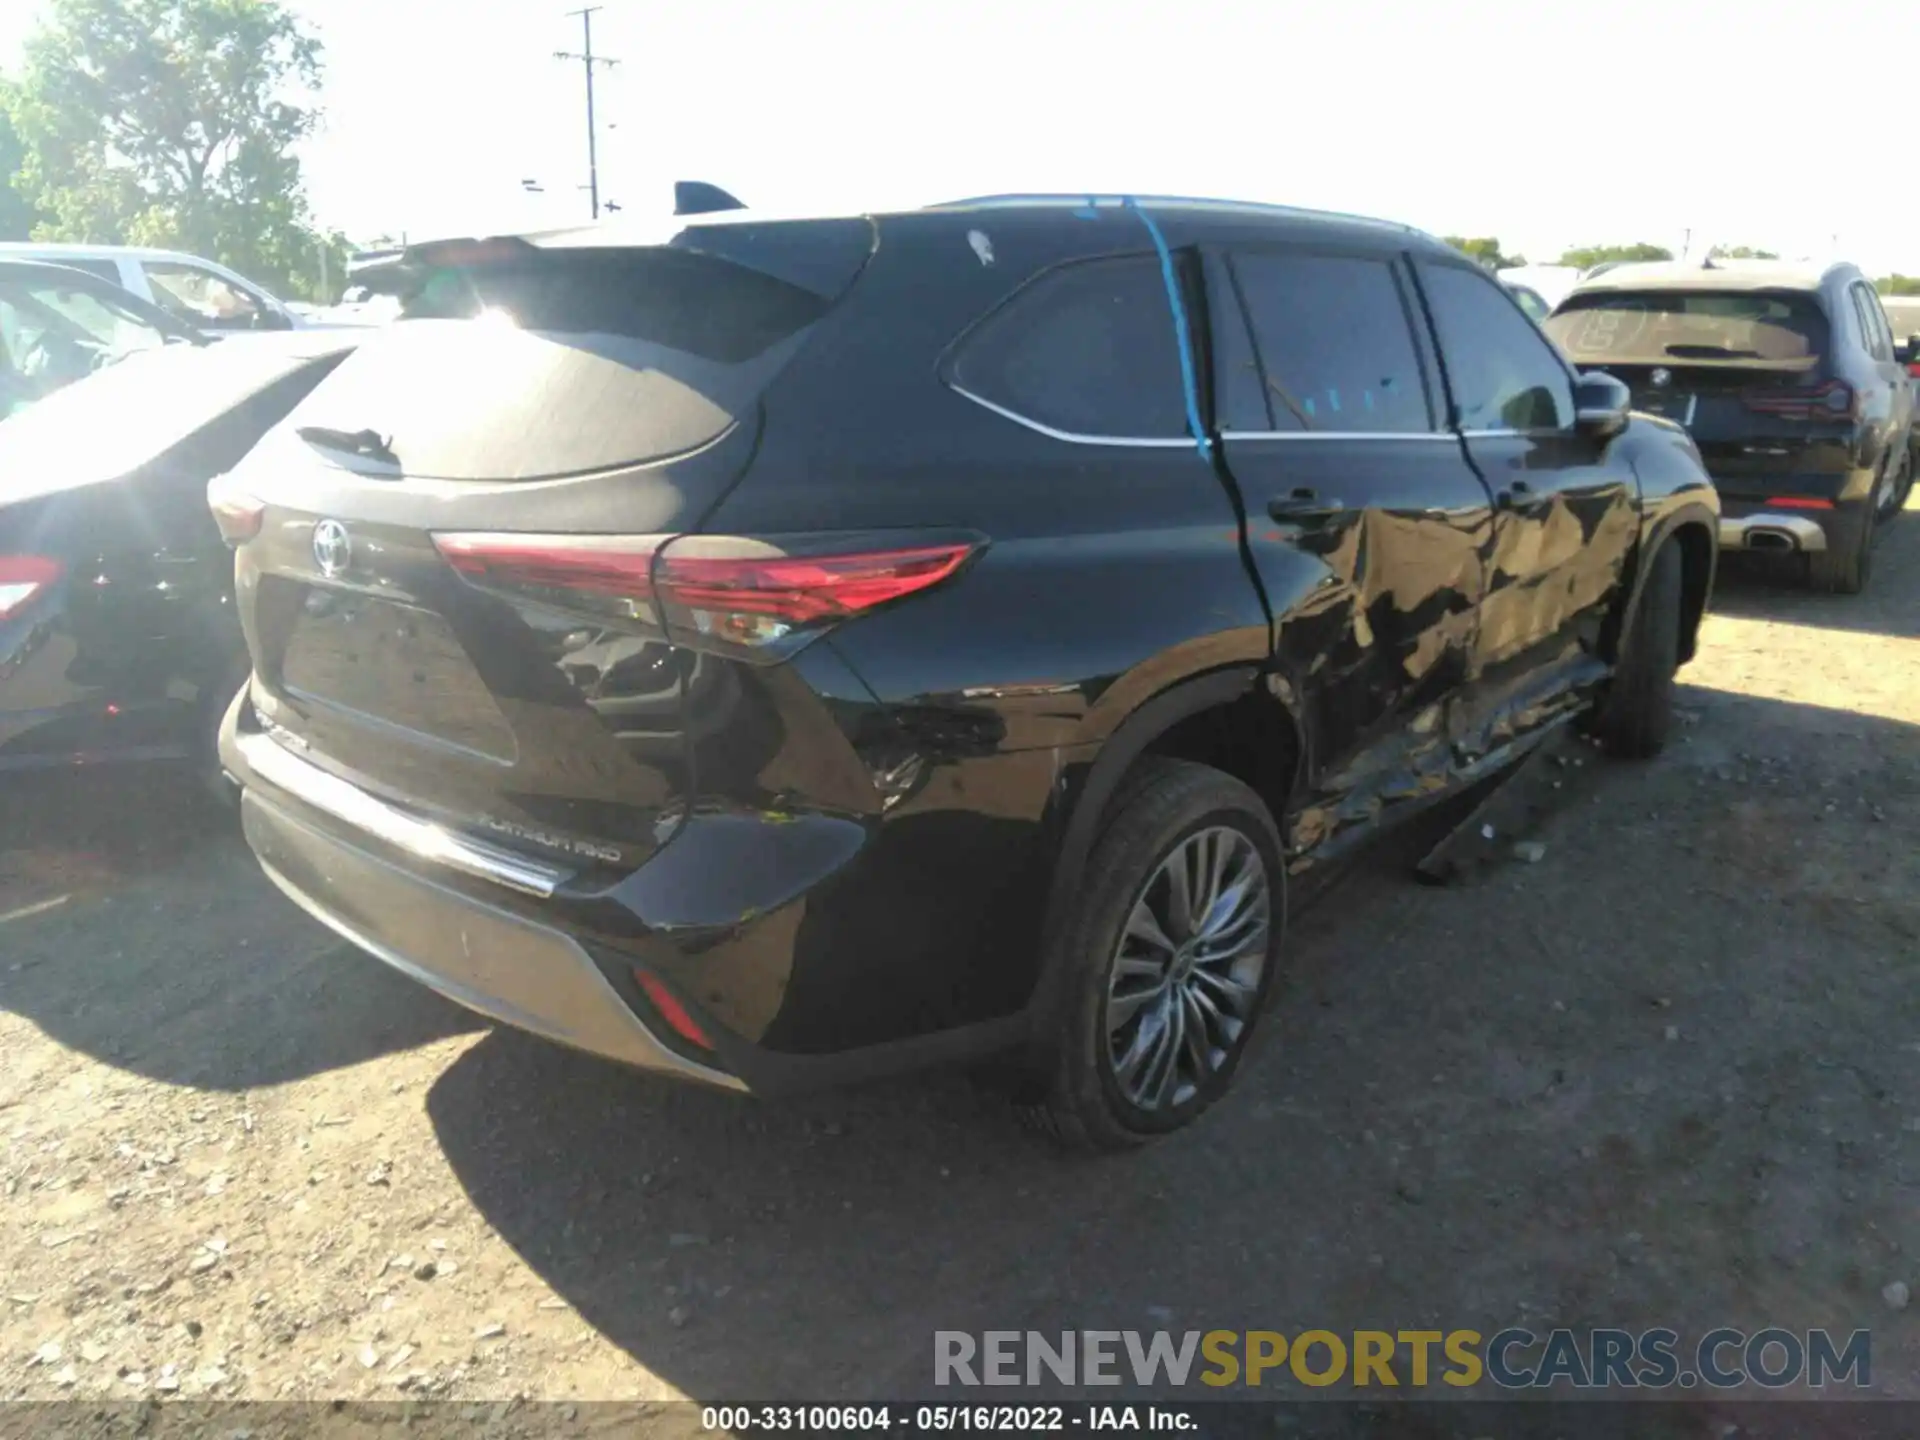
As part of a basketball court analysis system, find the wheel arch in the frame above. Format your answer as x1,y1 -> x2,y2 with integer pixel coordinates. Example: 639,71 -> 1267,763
1025,663 -> 1305,1029
1603,504 -> 1718,667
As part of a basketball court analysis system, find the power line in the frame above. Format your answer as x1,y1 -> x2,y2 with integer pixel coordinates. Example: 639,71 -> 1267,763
554,7 -> 619,220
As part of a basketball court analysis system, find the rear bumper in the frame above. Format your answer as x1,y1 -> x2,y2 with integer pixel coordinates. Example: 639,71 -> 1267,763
223,712 -> 744,1092
220,691 -> 1036,1095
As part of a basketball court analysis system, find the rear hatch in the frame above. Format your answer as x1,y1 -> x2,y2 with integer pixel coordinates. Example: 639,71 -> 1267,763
224,220 -> 877,875
1544,288 -> 1855,498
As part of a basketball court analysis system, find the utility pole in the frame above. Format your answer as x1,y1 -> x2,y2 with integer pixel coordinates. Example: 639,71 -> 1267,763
554,7 -> 618,221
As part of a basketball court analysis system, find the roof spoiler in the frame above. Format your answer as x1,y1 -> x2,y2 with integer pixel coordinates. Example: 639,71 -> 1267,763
675,181 -> 747,216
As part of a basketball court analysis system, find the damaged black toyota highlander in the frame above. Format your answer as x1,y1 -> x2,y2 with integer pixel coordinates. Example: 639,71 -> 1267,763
214,197 -> 1719,1149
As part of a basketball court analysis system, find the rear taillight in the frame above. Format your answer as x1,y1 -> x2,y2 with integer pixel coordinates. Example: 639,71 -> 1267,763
433,531 -> 983,660
1908,362 -> 1920,379
0,555 -> 62,623
1743,379 -> 1858,423
207,475 -> 264,546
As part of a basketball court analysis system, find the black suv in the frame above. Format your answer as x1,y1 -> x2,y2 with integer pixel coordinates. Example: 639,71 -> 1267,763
216,197 -> 1718,1148
1546,260 -> 1918,593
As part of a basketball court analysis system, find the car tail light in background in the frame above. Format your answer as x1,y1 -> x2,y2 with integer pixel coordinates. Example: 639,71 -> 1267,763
434,531 -> 983,660
1909,361 -> 1920,379
207,475 -> 265,546
1764,496 -> 1835,511
1743,379 -> 1858,423
0,556 -> 62,623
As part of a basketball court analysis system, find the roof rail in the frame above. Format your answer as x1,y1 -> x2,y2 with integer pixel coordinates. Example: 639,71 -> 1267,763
924,192 -> 1425,236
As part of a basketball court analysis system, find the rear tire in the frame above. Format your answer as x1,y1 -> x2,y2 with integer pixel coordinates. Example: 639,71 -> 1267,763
1593,539 -> 1681,760
1018,758 -> 1285,1153
1807,504 -> 1874,596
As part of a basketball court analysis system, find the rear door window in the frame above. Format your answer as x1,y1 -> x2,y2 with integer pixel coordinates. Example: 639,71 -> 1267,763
945,255 -> 1187,439
1226,251 -> 1434,432
1418,262 -> 1574,432
146,262 -> 272,331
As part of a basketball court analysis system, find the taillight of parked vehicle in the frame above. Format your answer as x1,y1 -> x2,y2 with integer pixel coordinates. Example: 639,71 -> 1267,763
434,531 -> 983,661
1742,379 -> 1858,423
1763,496 -> 1835,510
0,555 -> 62,623
207,475 -> 265,546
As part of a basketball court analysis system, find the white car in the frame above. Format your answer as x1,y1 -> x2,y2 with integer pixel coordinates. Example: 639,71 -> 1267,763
1495,264 -> 1582,313
0,242 -> 365,336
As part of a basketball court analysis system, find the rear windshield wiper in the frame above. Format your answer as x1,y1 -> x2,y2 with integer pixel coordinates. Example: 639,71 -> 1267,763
297,426 -> 400,467
1663,343 -> 1763,360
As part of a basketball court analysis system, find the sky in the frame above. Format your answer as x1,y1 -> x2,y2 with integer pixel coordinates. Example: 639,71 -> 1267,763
4,0 -> 1919,276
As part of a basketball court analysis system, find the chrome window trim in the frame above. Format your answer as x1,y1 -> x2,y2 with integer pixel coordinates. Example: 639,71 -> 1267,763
947,383 -> 1195,448
1219,430 -> 1458,442
237,729 -> 572,899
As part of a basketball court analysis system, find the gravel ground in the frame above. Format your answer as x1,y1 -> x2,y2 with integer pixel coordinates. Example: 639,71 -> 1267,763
1,507 -> 1917,1411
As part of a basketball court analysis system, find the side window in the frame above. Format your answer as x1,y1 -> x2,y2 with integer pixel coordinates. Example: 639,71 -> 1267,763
1418,262 -> 1574,432
146,263 -> 267,331
1846,287 -> 1876,357
1226,251 -> 1433,433
1857,286 -> 1895,362
947,255 -> 1188,439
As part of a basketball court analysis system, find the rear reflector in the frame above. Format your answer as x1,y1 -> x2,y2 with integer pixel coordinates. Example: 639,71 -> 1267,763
0,555 -> 61,623
633,970 -> 713,1050
1765,496 -> 1834,511
207,475 -> 265,546
434,531 -> 982,658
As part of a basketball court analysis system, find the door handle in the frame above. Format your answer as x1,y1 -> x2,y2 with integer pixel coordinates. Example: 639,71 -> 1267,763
1267,489 -> 1345,523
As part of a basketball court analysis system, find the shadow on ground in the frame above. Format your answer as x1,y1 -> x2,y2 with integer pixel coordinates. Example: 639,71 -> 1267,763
0,765 -> 478,1090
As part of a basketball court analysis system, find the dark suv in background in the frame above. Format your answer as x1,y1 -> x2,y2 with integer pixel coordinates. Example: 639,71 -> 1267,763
215,197 -> 1717,1148
1547,260 -> 1917,593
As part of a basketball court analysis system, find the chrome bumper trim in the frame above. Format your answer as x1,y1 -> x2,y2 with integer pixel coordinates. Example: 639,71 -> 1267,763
233,729 -> 571,899
1717,512 -> 1830,552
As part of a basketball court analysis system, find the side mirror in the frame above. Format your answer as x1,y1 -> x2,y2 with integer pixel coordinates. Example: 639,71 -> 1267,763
1573,370 -> 1631,438
1897,336 -> 1920,372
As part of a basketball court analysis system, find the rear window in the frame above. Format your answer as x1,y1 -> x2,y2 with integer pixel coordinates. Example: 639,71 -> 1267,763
1545,289 -> 1828,364
288,241 -> 868,482
946,255 -> 1188,439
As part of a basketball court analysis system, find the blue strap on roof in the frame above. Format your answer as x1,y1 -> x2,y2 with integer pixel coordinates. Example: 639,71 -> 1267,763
1122,195 -> 1212,460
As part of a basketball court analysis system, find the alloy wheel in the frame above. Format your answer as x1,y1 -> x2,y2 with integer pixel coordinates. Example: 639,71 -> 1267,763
1104,825 -> 1272,1111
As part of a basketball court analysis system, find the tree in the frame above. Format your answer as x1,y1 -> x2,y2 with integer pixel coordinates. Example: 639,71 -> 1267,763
5,0 -> 331,298
1710,245 -> 1778,260
1557,243 -> 1674,269
1443,236 -> 1526,269
0,84 -> 43,242
1876,275 -> 1920,297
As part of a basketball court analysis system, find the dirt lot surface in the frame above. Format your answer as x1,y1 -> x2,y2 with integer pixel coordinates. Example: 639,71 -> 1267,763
2,510 -> 1918,1413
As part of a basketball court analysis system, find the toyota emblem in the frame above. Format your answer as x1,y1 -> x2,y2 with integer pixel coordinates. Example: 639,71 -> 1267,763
1649,367 -> 1672,389
312,519 -> 352,578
